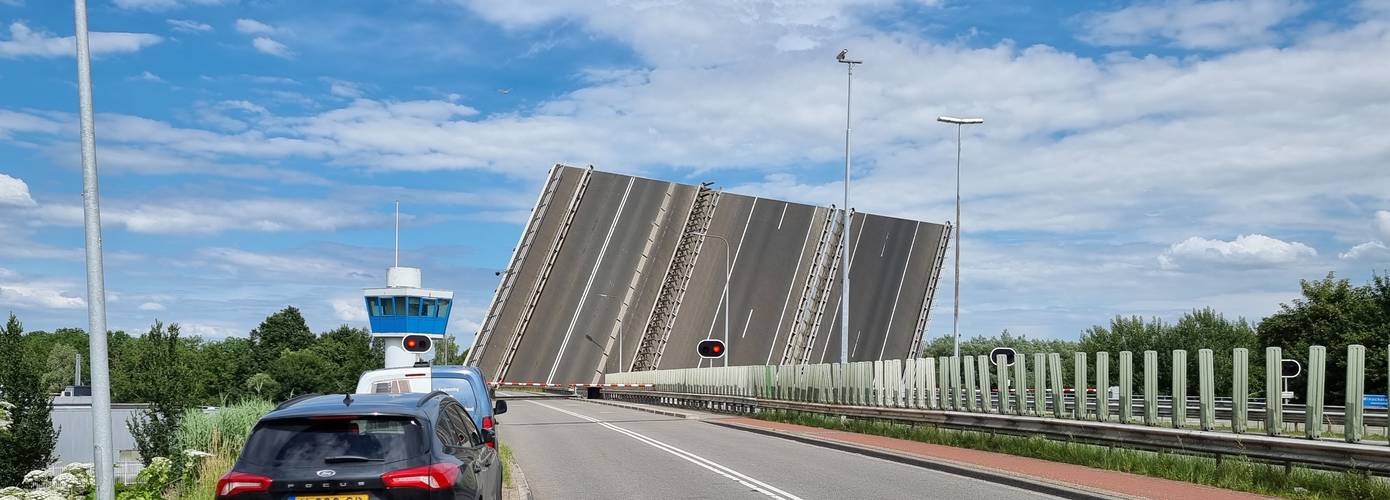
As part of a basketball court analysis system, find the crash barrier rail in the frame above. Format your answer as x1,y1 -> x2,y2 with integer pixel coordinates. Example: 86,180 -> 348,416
604,345 -> 1390,474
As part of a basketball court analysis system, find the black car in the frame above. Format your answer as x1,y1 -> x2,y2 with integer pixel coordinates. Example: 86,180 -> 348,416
216,391 -> 502,500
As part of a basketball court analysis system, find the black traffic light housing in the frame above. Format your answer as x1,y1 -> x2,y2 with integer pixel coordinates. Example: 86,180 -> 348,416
697,339 -> 725,359
403,335 -> 432,353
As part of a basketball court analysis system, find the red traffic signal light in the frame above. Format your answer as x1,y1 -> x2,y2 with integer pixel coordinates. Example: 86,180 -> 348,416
403,335 -> 432,353
697,339 -> 725,359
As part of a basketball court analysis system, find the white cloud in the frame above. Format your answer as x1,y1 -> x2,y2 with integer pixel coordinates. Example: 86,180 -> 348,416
1080,0 -> 1309,49
114,0 -> 227,10
1376,210 -> 1390,241
166,19 -> 213,33
129,70 -> 164,83
0,173 -> 36,206
327,79 -> 363,98
0,22 -> 162,58
0,269 -> 85,309
1159,234 -> 1317,269
138,302 -> 166,311
331,298 -> 368,321
201,247 -> 372,280
251,37 -> 292,58
32,197 -> 379,234
1339,241 -> 1390,261
234,18 -> 275,35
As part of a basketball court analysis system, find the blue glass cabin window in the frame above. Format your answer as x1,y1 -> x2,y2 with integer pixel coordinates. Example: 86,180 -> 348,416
423,299 -> 438,317
381,297 -> 396,315
438,299 -> 451,318
394,297 -> 405,315
408,297 -> 421,316
367,297 -> 384,316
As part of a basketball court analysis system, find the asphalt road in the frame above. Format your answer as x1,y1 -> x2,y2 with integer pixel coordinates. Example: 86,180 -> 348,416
501,398 -> 1060,500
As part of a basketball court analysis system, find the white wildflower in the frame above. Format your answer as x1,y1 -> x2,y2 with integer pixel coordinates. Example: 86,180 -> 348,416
20,470 -> 49,488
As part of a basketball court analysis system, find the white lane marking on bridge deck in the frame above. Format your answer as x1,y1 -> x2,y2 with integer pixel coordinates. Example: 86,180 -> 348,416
850,329 -> 861,357
848,214 -> 865,272
765,216 -> 816,364
739,308 -> 754,339
546,178 -> 635,385
776,203 -> 787,230
701,198 -> 759,360
532,401 -> 804,500
878,221 -> 921,360
818,303 -> 839,364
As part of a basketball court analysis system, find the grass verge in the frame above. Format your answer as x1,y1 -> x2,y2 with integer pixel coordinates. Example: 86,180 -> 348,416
754,409 -> 1390,500
500,442 -> 515,489
171,399 -> 276,500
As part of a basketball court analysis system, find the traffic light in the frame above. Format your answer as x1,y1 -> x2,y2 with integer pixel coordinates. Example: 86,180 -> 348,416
1280,359 -> 1301,378
989,347 -> 1016,367
403,335 -> 432,353
697,339 -> 725,359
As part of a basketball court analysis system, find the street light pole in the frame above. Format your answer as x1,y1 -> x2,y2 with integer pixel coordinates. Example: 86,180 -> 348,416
837,49 -> 861,365
72,1 -> 115,498
936,116 -> 983,359
694,232 -> 731,368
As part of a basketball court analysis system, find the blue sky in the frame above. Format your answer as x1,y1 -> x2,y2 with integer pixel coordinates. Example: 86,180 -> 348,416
2,0 -> 1388,348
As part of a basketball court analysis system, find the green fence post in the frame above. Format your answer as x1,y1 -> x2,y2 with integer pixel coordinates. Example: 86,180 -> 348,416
1096,352 -> 1110,422
1074,352 -> 1088,420
1172,350 -> 1188,429
1346,344 -> 1366,443
937,356 -> 951,410
1049,353 -> 1065,418
1199,348 -> 1214,431
951,356 -> 964,411
977,355 -> 992,412
1144,350 -> 1158,426
1306,346 -> 1326,439
1120,351 -> 1133,424
1232,348 -> 1248,434
963,357 -> 978,412
1034,353 -> 1047,416
996,354 -> 1011,415
1265,347 -> 1282,435
1013,353 -> 1027,416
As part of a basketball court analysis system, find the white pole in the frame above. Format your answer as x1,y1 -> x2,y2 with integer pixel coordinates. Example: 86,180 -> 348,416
953,124 -> 961,359
838,54 -> 861,365
694,233 -> 732,367
394,200 -> 400,267
72,1 -> 114,497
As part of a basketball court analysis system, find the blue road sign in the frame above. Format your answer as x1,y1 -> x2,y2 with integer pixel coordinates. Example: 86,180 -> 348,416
1364,394 -> 1388,409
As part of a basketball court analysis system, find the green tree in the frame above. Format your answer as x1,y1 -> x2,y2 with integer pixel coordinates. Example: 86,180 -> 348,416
191,336 -> 257,404
0,313 -> 57,485
921,329 -> 1080,390
1258,272 -> 1390,402
268,350 -> 336,399
311,326 -> 382,393
250,307 -> 316,371
40,343 -> 79,393
126,321 -> 195,465
244,373 -> 280,398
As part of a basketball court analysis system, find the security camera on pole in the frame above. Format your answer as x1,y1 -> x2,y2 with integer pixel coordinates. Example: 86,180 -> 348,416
836,48 -> 861,364
363,202 -> 455,368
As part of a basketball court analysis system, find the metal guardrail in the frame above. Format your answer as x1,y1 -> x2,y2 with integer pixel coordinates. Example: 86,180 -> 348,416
604,388 -> 1390,475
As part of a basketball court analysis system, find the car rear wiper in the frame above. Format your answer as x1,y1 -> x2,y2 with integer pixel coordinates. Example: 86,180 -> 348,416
324,455 -> 385,463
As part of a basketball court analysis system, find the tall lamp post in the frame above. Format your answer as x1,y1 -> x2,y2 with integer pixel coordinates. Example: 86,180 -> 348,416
936,116 -> 983,359
694,232 -> 731,368
73,1 -> 115,498
836,49 -> 861,365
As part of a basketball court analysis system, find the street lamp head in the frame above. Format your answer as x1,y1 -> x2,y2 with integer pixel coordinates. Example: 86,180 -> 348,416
937,116 -> 984,125
836,48 -> 862,64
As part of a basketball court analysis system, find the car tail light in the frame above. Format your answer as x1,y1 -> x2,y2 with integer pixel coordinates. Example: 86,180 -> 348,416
216,471 -> 271,497
482,416 -> 496,448
382,463 -> 460,490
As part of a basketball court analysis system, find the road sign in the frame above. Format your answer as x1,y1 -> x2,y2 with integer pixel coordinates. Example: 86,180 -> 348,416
1280,359 -> 1301,378
1365,394 -> 1388,409
697,339 -> 725,359
1280,391 -> 1295,400
989,347 -> 1016,366
403,335 -> 432,353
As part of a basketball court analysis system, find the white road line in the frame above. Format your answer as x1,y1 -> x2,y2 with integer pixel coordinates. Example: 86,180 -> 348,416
701,198 -> 759,352
818,304 -> 839,364
848,214 -> 865,272
532,401 -> 804,500
766,217 -> 816,364
546,178 -> 635,385
850,329 -> 861,357
878,222 -> 921,360
776,203 -> 787,230
739,308 -> 754,339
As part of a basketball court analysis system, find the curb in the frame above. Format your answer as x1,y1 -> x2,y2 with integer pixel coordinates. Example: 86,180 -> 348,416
707,419 -> 1127,500
502,447 -> 532,500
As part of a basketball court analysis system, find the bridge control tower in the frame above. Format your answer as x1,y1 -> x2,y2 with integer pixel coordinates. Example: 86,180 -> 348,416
364,202 -> 454,368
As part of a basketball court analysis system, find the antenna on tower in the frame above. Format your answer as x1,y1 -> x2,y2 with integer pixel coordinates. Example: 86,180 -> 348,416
394,200 -> 400,267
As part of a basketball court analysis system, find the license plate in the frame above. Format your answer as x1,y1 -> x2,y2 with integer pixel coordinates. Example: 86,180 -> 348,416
291,494 -> 368,500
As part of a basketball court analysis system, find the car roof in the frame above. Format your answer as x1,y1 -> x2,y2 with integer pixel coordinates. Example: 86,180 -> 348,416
263,392 -> 450,420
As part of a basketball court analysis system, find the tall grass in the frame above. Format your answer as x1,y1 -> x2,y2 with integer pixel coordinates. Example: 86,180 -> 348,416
757,410 -> 1390,500
170,400 -> 274,500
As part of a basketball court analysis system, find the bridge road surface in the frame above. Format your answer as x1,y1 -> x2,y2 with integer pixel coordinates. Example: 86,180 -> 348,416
658,193 -> 758,369
501,399 -> 1060,500
545,177 -> 690,384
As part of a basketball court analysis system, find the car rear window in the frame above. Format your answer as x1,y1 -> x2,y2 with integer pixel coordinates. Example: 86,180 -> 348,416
431,378 -> 479,412
240,416 -> 426,466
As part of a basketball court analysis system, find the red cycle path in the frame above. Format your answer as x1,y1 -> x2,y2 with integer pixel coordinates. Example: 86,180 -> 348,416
723,416 -> 1270,500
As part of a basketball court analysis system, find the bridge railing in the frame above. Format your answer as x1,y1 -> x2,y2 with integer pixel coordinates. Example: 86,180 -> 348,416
605,345 -> 1390,473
